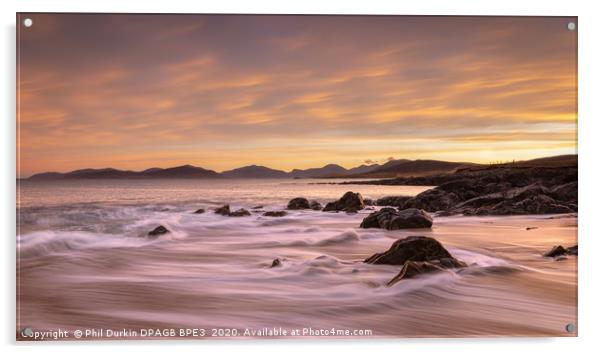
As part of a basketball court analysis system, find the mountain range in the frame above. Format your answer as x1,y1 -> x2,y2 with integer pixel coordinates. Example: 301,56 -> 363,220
25,155 -> 575,180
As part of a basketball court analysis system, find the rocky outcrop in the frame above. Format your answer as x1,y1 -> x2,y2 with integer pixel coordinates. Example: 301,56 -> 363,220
364,236 -> 466,286
148,225 -> 170,238
452,183 -> 576,216
364,198 -> 374,206
263,211 -> 287,217
322,192 -> 365,212
544,244 -> 578,257
229,208 -> 251,217
287,197 -> 311,210
342,164 -> 578,216
214,205 -> 231,216
375,196 -> 412,207
360,208 -> 433,230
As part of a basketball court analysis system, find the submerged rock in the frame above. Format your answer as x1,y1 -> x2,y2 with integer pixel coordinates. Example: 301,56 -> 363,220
229,208 -> 251,217
263,211 -> 287,217
214,205 -> 231,216
193,208 -> 205,214
365,236 -> 466,286
252,205 -> 264,210
287,197 -> 311,210
322,191 -> 365,212
310,200 -> 322,210
364,236 -> 463,266
360,208 -> 433,230
544,244 -> 578,257
386,260 -> 447,287
148,225 -> 170,238
271,258 -> 282,268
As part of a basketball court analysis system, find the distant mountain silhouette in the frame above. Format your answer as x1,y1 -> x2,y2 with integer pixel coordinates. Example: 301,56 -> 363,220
25,155 -> 574,180
290,164 -> 348,178
222,165 -> 289,178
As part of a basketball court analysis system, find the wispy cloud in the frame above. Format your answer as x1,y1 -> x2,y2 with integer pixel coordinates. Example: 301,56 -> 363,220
17,14 -> 577,177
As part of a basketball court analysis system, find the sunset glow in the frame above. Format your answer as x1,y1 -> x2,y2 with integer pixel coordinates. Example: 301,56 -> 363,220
17,14 -> 577,177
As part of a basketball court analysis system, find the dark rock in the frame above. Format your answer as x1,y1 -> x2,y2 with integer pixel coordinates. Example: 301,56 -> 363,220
322,191 -> 365,212
402,188 -> 460,212
544,244 -> 578,257
360,208 -> 433,230
526,227 -> 538,231
148,225 -> 170,238
271,258 -> 281,267
193,208 -> 205,214
375,196 -> 411,207
287,197 -> 311,210
364,236 -> 464,266
364,198 -> 374,206
263,211 -> 287,217
229,208 -> 251,217
309,200 -> 322,210
386,260 -> 446,286
252,205 -> 264,209
215,205 -> 231,216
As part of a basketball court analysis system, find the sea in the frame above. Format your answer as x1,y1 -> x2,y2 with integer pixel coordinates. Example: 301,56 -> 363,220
16,178 -> 578,338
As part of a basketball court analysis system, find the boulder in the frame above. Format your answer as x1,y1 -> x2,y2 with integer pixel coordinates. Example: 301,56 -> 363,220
310,200 -> 322,210
402,188 -> 460,212
363,198 -> 374,206
322,191 -> 365,212
271,258 -> 282,267
364,236 -> 463,266
287,197 -> 311,210
544,244 -> 578,257
263,211 -> 287,217
375,196 -> 411,207
148,225 -> 170,238
214,205 -> 231,216
365,236 -> 467,286
229,208 -> 251,217
360,208 -> 433,230
193,208 -> 205,214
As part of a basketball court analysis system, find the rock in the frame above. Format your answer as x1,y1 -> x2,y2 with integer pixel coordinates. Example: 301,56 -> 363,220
544,244 -> 578,257
551,181 -> 578,203
363,198 -> 374,206
364,236 -> 464,266
251,205 -> 264,210
148,225 -> 170,238
214,205 -> 231,216
525,226 -> 538,231
386,260 -> 447,286
287,197 -> 311,210
360,208 -> 433,230
402,188 -> 460,212
309,200 -> 322,210
263,211 -> 287,217
229,208 -> 251,217
322,191 -> 365,212
375,196 -> 411,207
193,208 -> 205,214
271,258 -> 281,267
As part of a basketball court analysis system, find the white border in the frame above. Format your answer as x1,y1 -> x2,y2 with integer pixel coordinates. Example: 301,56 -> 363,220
3,0 -> 601,353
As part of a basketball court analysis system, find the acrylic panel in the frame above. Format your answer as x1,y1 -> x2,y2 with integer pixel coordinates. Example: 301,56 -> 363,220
16,13 -> 578,340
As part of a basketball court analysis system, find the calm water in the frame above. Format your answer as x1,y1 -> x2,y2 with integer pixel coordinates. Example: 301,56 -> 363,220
17,179 -> 577,338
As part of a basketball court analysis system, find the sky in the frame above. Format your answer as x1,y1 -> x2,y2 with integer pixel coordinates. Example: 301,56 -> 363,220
17,14 -> 577,177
